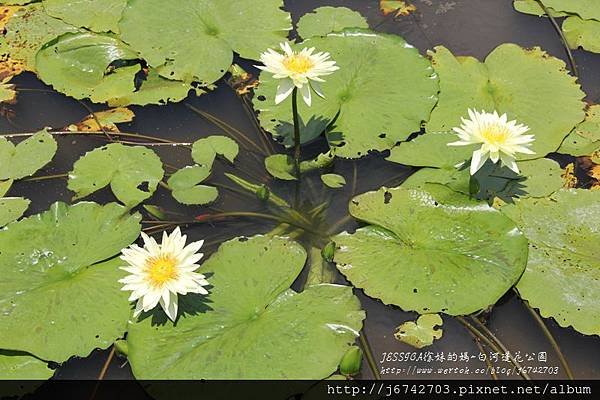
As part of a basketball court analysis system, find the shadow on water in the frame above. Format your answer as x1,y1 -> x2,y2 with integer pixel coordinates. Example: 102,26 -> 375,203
2,0 -> 599,381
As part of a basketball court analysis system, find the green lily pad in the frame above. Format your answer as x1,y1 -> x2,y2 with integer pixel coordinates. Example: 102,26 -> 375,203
0,202 -> 141,361
118,0 -> 291,84
127,235 -> 364,379
68,143 -> 164,208
333,186 -> 528,315
0,179 -> 12,197
563,16 -> 600,53
513,0 -> 568,17
265,154 -> 297,181
42,0 -> 127,33
387,132 -> 476,168
0,197 -> 29,226
514,0 -> 600,20
167,165 -> 218,205
191,135 -> 239,167
502,190 -> 600,335
394,314 -> 443,349
4,3 -> 79,71
254,29 -> 438,159
296,6 -> 368,39
0,129 -> 57,180
427,44 -> 585,158
321,173 -> 346,188
108,69 -> 195,107
0,350 -> 53,379
558,104 -> 600,156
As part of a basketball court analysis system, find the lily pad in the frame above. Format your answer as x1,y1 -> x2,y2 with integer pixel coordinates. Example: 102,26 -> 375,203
380,0 -> 417,17
126,235 -> 365,379
563,16 -> 600,53
514,0 -> 600,20
68,143 -> 164,208
0,350 -> 53,379
265,154 -> 297,181
167,165 -> 218,205
0,196 -> 29,226
66,107 -> 135,133
333,186 -> 528,315
321,173 -> 346,188
502,190 -> 600,336
296,7 -> 368,39
191,135 -> 239,167
0,129 -> 57,180
0,76 -> 16,103
558,104 -> 600,156
0,202 -> 141,361
394,314 -> 443,349
387,132 -> 476,168
108,69 -> 194,107
118,0 -> 291,84
4,3 -> 79,71
42,0 -> 126,33
427,45 -> 585,158
513,0 -> 568,17
254,29 -> 438,159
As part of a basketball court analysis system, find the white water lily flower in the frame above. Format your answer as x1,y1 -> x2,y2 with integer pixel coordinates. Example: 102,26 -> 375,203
118,227 -> 209,321
256,42 -> 339,106
448,109 -> 535,175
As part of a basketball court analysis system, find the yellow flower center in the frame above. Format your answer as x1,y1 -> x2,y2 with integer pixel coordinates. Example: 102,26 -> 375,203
282,54 -> 314,74
480,124 -> 510,146
145,254 -> 178,287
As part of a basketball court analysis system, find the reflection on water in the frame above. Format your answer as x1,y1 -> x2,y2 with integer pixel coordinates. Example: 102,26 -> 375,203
2,0 -> 599,381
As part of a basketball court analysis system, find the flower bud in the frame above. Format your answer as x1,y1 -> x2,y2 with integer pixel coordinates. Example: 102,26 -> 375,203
256,185 -> 270,201
339,345 -> 362,376
321,241 -> 336,262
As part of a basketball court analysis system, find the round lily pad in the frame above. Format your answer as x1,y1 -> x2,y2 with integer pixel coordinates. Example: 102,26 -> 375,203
426,44 -> 585,158
254,29 -> 438,159
42,0 -> 127,33
0,202 -> 141,362
127,235 -> 365,379
502,189 -> 600,336
296,6 -> 368,39
333,186 -> 529,315
118,0 -> 291,84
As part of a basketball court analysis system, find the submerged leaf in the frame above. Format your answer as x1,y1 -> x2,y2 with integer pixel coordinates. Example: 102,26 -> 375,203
68,143 -> 164,207
296,6 -> 368,39
0,196 -> 29,226
0,129 -> 57,180
254,29 -> 438,159
126,235 -> 364,379
66,107 -> 135,133
191,135 -> 239,167
0,202 -> 141,362
427,45 -> 585,158
502,190 -> 600,336
394,314 -> 443,349
167,165 -> 218,205
42,0 -> 127,33
333,186 -> 528,315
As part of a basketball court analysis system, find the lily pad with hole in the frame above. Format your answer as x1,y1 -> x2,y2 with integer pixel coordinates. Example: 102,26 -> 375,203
558,105 -> 600,156
167,165 -> 218,205
0,129 -> 57,181
563,16 -> 600,53
427,44 -> 585,158
333,186 -> 528,315
126,235 -> 365,379
394,314 -> 443,349
191,136 -> 239,168
296,6 -> 368,39
68,143 -> 164,208
501,189 -> 600,336
42,0 -> 127,33
4,3 -> 79,71
0,197 -> 29,226
118,0 -> 291,84
254,29 -> 438,159
0,202 -> 141,362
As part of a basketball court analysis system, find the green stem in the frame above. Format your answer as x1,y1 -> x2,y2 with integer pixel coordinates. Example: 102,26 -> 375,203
1,130 -> 177,144
22,173 -> 68,182
291,87 -> 301,178
520,293 -> 574,379
359,332 -> 381,380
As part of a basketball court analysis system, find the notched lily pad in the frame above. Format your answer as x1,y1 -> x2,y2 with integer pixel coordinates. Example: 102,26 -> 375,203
265,154 -> 297,181
502,189 -> 600,336
167,165 -> 218,205
333,186 -> 528,315
0,202 -> 141,362
321,173 -> 346,188
394,314 -> 443,349
68,143 -> 164,208
0,129 -> 57,180
126,235 -> 365,379
191,135 -> 239,168
296,6 -> 368,39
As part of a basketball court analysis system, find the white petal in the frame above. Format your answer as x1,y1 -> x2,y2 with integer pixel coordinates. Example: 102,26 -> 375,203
160,295 -> 178,322
310,81 -> 324,99
300,84 -> 311,106
275,79 -> 294,104
470,149 -> 488,175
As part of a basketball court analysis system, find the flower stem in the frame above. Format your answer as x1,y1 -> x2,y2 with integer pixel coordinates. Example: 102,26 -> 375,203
359,331 -> 381,380
291,87 -> 301,178
22,173 -> 68,182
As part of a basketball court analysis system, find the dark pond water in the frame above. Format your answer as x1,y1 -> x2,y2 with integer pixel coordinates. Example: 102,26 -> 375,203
2,0 -> 599,385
